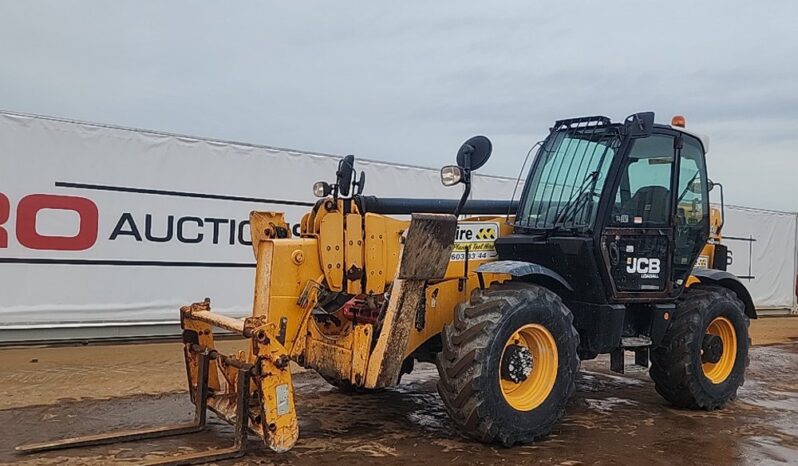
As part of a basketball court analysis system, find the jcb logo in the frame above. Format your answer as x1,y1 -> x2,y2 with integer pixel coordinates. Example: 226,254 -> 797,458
475,227 -> 496,240
626,257 -> 661,274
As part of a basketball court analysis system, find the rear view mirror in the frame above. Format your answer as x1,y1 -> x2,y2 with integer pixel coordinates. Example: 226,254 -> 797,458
456,135 -> 492,171
336,155 -> 355,196
624,112 -> 655,139
447,135 -> 492,217
688,178 -> 703,194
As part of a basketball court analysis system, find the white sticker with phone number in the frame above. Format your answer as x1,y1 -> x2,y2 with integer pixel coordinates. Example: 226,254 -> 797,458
451,222 -> 499,262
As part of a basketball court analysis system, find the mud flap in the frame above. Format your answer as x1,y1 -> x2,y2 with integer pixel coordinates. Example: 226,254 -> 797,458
365,213 -> 457,388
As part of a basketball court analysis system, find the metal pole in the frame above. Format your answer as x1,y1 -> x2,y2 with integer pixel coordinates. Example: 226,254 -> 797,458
793,212 -> 798,315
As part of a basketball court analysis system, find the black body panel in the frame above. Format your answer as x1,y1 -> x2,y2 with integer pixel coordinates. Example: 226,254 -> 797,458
599,228 -> 676,299
713,243 -> 729,271
568,301 -> 625,359
607,234 -> 669,291
494,235 -> 608,304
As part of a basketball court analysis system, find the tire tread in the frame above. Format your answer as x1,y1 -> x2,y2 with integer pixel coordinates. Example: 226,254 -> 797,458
436,282 -> 579,446
650,284 -> 750,410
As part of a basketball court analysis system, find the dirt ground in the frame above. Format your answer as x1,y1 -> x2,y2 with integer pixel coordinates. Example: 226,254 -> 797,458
0,316 -> 796,465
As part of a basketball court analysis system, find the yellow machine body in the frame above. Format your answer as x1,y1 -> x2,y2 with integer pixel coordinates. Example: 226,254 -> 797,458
179,199 -> 512,452
695,207 -> 725,270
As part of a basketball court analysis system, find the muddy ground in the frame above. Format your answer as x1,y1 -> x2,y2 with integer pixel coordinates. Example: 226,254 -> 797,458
0,317 -> 796,465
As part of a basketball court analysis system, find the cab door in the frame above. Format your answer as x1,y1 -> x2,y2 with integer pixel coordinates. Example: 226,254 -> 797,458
599,132 -> 677,299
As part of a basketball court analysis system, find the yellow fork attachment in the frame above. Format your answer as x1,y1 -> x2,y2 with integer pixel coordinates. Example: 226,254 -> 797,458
15,302 -> 297,465
15,346 -> 246,466
180,299 -> 298,453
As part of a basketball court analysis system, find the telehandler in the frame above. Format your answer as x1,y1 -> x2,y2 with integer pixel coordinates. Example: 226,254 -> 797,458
18,112 -> 755,465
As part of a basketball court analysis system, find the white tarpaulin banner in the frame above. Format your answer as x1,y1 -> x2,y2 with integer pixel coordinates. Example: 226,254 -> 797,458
721,205 -> 797,310
0,111 -> 795,341
0,111 -> 517,333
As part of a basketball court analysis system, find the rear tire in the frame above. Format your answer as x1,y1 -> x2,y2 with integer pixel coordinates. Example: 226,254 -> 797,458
650,285 -> 750,410
435,282 -> 579,446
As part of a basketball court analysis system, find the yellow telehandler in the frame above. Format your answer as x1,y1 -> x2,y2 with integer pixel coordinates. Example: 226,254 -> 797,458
18,113 -> 756,465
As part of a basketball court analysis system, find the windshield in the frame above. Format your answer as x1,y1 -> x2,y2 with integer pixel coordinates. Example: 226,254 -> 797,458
517,125 -> 620,230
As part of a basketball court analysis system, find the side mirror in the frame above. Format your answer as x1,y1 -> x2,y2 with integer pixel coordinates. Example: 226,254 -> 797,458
624,112 -> 655,139
440,165 -> 464,186
688,178 -> 703,194
688,178 -> 715,194
315,154 -> 363,199
449,135 -> 492,217
336,155 -> 355,196
456,135 -> 492,171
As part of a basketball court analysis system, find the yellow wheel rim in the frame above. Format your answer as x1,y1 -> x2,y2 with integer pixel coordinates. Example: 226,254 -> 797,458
499,324 -> 558,411
702,316 -> 737,384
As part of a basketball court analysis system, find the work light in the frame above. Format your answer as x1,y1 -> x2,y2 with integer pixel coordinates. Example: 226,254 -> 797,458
440,165 -> 464,186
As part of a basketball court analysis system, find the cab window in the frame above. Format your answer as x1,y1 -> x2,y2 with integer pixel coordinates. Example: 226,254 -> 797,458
610,134 -> 675,226
672,135 -> 710,282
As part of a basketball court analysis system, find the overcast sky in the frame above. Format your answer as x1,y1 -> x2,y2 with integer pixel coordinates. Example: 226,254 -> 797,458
1,1 -> 796,211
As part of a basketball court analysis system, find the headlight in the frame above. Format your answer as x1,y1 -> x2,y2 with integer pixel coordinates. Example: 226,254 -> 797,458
313,181 -> 331,198
440,165 -> 464,187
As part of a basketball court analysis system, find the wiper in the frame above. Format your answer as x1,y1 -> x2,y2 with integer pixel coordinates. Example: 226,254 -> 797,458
554,171 -> 600,227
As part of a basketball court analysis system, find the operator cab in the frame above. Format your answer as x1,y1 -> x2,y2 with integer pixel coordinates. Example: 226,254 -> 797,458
495,112 -> 712,302
467,113 -> 719,358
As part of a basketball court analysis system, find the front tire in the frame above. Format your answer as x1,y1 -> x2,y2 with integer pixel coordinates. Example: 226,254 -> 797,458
436,283 -> 579,446
650,285 -> 750,410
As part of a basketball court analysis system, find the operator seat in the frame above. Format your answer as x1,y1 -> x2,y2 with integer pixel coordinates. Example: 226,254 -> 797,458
622,186 -> 670,223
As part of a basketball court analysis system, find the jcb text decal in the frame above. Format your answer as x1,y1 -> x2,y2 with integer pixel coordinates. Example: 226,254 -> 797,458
626,257 -> 661,279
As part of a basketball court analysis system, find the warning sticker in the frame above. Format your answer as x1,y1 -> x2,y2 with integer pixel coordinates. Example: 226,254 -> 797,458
451,222 -> 499,262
